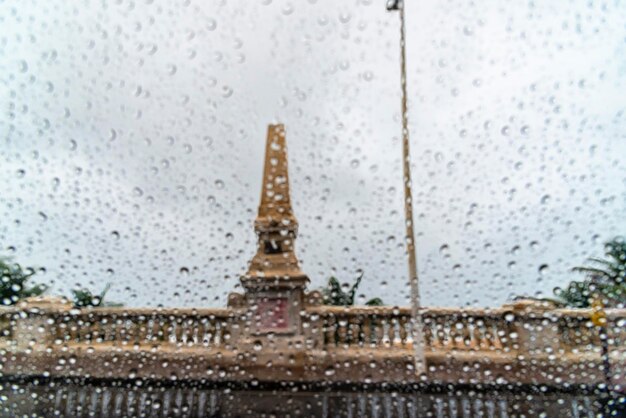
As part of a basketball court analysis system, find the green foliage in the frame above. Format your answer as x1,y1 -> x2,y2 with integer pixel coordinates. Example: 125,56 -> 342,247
0,257 -> 47,305
554,237 -> 626,308
71,283 -> 120,308
322,272 -> 384,306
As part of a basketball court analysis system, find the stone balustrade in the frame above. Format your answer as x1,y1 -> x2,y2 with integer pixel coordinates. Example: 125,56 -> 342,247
0,299 -> 624,386
52,308 -> 238,349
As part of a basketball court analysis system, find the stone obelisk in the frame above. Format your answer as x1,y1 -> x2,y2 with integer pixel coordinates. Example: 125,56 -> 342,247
241,124 -> 309,337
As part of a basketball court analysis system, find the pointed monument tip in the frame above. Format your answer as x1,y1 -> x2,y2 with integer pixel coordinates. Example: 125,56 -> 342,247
257,122 -> 293,222
268,123 -> 285,136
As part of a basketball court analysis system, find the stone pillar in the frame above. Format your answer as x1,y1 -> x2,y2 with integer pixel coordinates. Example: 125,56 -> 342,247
13,296 -> 73,350
505,299 -> 560,356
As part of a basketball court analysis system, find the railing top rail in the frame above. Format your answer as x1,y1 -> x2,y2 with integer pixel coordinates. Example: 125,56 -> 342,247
305,306 -> 626,319
305,306 -> 412,316
0,306 -> 237,317
305,306 -> 511,317
1,304 -> 624,319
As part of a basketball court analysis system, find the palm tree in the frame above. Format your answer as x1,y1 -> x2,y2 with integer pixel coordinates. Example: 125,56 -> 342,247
322,272 -> 383,306
71,283 -> 121,307
555,237 -> 626,308
0,257 -> 47,305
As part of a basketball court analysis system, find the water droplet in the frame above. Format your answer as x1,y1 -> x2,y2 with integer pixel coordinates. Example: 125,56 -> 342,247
538,264 -> 549,275
222,86 -> 233,98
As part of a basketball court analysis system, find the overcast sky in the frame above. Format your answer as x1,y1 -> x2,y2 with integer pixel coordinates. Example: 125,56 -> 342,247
1,0 -> 625,307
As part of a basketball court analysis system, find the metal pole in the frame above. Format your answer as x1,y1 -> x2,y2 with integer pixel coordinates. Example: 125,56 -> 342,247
591,296 -> 615,415
388,0 -> 425,374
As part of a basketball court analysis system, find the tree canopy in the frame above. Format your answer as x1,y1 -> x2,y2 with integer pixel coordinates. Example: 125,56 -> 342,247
554,237 -> 625,308
0,257 -> 47,305
322,272 -> 383,306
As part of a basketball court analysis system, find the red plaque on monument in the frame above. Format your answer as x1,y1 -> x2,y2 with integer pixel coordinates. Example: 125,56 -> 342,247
258,298 -> 289,331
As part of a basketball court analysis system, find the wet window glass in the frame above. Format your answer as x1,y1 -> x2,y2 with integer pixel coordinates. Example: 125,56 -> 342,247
1,0 -> 624,416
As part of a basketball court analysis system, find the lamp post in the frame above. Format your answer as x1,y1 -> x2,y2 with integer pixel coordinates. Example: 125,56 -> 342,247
386,0 -> 425,374
590,296 -> 615,415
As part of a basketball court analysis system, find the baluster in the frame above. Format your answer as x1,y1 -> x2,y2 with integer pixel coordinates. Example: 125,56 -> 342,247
160,316 -> 170,344
459,320 -> 470,350
190,317 -> 200,346
462,317 -> 474,350
452,320 -> 464,349
135,315 -> 150,344
190,317 -> 199,346
476,320 -> 490,350
361,315 -> 373,347
110,316 -> 121,345
68,317 -> 79,343
145,316 -> 155,344
349,315 -> 361,347
425,317 -> 434,351
204,319 -> 215,347
398,315 -> 409,346
124,318 -> 133,345
99,317 -> 109,343
152,315 -> 162,343
179,319 -> 188,345
127,316 -> 137,345
324,315 -> 336,347
422,317 -> 433,350
110,316 -> 119,345
369,315 -> 381,347
165,316 -> 176,344
379,317 -> 390,347
221,319 -> 231,347
337,317 -> 348,347
391,317 -> 400,345
214,320 -> 223,346
427,319 -> 437,349
468,320 -> 479,350
441,319 -> 453,349
91,316 -> 100,343
186,318 -> 196,345
174,318 -> 184,345
491,323 -> 503,350
85,315 -> 95,343
76,316 -> 86,343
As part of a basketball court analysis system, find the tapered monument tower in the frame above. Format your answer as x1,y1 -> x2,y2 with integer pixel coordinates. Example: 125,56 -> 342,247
240,124 -> 309,335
